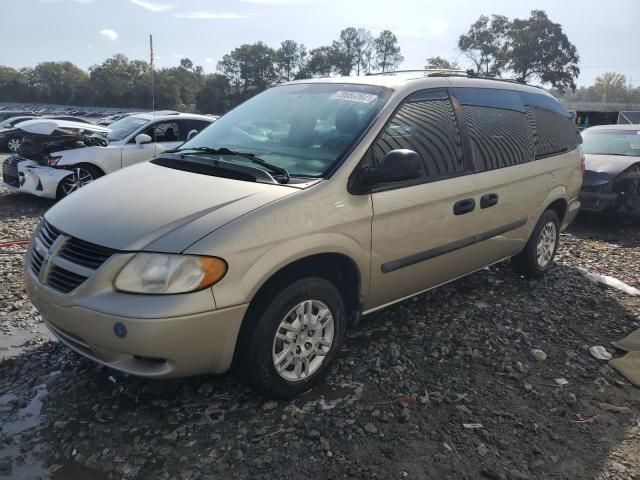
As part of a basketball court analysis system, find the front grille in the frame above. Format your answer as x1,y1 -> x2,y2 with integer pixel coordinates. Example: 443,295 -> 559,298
59,236 -> 116,269
48,265 -> 88,294
31,220 -> 116,294
2,156 -> 23,188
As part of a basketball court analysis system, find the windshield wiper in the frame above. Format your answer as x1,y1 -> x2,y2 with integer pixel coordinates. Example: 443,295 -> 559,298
176,146 -> 290,184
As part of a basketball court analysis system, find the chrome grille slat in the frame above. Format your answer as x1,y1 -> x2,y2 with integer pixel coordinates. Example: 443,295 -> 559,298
31,220 -> 116,294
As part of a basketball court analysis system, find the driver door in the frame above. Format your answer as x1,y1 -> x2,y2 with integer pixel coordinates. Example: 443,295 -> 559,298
365,90 -> 482,310
120,120 -> 181,169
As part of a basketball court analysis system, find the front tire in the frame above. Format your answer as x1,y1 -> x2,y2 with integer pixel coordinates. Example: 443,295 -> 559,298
512,209 -> 560,279
238,277 -> 346,398
56,164 -> 104,199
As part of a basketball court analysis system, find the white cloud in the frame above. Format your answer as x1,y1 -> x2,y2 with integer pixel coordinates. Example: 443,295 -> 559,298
429,20 -> 449,35
175,11 -> 248,19
205,57 -> 214,64
99,29 -> 118,41
129,0 -> 175,12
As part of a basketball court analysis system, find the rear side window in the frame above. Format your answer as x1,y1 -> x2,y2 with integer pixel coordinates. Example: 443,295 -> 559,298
520,92 -> 579,158
452,87 -> 533,171
372,90 -> 466,181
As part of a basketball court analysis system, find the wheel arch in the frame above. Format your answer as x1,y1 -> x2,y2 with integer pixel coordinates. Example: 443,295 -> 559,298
540,186 -> 569,224
231,252 -> 363,366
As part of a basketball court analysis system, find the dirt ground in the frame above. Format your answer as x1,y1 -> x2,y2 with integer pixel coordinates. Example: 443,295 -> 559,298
1,154 -> 639,480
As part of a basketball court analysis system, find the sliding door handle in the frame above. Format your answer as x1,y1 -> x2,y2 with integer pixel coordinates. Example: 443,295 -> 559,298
453,198 -> 476,215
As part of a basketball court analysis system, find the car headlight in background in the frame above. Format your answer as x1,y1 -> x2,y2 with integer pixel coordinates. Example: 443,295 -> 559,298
48,155 -> 63,166
114,253 -> 227,294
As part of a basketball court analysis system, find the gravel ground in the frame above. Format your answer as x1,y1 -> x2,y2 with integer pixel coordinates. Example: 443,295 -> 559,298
1,155 -> 639,480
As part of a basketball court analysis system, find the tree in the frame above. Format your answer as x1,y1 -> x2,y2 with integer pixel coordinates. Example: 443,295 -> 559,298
458,14 -> 509,76
353,28 -> 374,75
89,54 -> 151,107
276,40 -> 307,82
374,30 -> 403,72
196,73 -> 229,113
180,58 -> 194,71
334,27 -> 359,75
505,10 -> 579,91
217,54 -> 242,95
301,46 -> 336,78
425,56 -> 459,70
592,72 -> 627,103
217,42 -> 278,94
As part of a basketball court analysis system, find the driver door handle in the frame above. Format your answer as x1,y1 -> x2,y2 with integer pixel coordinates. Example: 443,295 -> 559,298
480,193 -> 499,209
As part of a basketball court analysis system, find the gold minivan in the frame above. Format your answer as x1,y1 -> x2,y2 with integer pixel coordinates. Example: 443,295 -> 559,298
25,72 -> 583,398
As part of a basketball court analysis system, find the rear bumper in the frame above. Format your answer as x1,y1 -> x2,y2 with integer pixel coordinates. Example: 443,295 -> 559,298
578,190 -> 618,212
561,198 -> 581,231
26,267 -> 248,378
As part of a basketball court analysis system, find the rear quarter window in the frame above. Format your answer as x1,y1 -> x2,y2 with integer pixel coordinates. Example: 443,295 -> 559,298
519,91 -> 579,158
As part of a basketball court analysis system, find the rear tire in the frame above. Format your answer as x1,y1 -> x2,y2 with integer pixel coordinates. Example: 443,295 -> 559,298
238,277 -> 346,399
512,209 -> 560,279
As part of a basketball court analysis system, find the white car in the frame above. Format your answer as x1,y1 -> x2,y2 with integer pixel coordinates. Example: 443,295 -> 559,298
2,112 -> 215,198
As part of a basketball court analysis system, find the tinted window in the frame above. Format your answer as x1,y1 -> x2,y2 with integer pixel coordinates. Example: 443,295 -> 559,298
140,121 -> 182,142
181,119 -> 212,137
519,91 -> 579,158
372,91 -> 466,181
453,88 -> 533,171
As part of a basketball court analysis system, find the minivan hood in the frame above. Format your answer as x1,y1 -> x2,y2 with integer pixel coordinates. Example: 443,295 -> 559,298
45,162 -> 299,252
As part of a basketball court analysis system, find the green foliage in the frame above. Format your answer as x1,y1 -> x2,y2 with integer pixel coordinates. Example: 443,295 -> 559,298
425,56 -> 459,70
458,14 -> 509,76
459,10 -> 580,91
506,10 -> 579,91
276,40 -> 307,82
374,30 -> 403,72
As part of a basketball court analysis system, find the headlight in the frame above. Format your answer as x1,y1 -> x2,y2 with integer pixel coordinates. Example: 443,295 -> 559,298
114,253 -> 227,294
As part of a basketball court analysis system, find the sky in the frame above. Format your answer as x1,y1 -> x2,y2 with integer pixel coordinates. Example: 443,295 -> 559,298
2,0 -> 639,87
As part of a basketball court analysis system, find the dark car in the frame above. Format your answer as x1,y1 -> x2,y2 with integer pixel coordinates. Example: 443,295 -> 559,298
579,124 -> 640,213
0,110 -> 35,122
0,115 -> 93,152
0,115 -> 40,152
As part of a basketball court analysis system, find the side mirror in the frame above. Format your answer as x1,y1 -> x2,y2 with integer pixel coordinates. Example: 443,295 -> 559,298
135,133 -> 152,145
361,149 -> 423,186
186,129 -> 199,141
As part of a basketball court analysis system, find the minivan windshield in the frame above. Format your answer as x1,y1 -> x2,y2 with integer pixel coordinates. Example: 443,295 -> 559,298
176,83 -> 390,177
106,116 -> 150,142
582,129 -> 640,157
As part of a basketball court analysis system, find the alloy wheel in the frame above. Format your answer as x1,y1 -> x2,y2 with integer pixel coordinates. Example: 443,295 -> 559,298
59,167 -> 95,196
271,299 -> 335,382
7,138 -> 21,152
536,221 -> 557,268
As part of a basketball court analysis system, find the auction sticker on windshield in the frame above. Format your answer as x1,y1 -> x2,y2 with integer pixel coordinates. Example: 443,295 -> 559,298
331,91 -> 379,103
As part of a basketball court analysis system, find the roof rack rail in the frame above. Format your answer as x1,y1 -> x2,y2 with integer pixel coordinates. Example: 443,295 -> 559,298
366,69 -> 469,76
367,69 -> 539,88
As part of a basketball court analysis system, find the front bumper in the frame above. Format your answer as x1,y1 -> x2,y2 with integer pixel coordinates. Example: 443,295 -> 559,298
2,158 -> 72,199
25,247 -> 248,378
